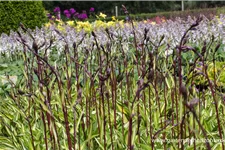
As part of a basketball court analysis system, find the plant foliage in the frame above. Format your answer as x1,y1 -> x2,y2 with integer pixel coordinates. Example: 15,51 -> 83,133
0,1 -> 47,34
1,9 -> 225,150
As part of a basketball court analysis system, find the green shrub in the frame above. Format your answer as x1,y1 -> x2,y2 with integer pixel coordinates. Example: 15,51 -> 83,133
0,1 -> 47,35
98,6 -> 225,22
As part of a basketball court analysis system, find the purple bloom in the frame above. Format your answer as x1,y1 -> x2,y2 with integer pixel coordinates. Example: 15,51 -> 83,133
78,14 -> 82,19
78,13 -> 88,20
70,8 -> 76,14
47,13 -> 51,18
73,12 -> 79,18
64,10 -> 70,15
83,14 -> 88,19
65,13 -> 71,18
54,7 -> 60,13
89,7 -> 94,12
47,13 -> 54,20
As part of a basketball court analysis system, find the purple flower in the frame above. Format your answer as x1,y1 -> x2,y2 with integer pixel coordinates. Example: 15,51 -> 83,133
64,10 -> 70,15
47,13 -> 51,18
78,14 -> 82,19
47,14 -> 54,20
83,14 -> 88,19
70,8 -> 76,14
90,7 -> 94,12
78,13 -> 88,20
54,7 -> 60,13
73,12 -> 79,18
65,13 -> 71,18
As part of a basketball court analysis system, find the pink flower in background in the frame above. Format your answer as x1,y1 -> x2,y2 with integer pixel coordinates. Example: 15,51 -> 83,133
50,7 -> 92,21
90,7 -> 95,12
64,10 -> 70,15
54,7 -> 60,12
70,8 -> 76,14
78,13 -> 88,20
65,13 -> 71,18
155,16 -> 162,24
74,12 -> 79,18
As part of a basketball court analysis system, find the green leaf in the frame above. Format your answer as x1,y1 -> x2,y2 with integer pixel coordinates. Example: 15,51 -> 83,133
0,64 -> 8,71
137,143 -> 152,150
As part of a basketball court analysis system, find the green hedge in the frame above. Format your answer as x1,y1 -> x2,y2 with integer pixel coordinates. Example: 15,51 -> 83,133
88,6 -> 225,22
0,1 -> 47,35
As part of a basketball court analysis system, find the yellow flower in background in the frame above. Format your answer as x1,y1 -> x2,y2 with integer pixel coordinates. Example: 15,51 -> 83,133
66,20 -> 74,26
99,12 -> 107,19
57,24 -> 66,32
133,21 -> 138,26
45,22 -> 52,28
45,15 -> 126,33
215,16 -> 223,25
55,19 -> 64,26
119,20 -> 125,27
107,21 -> 115,27
94,20 -> 105,28
112,16 -> 116,21
76,21 -> 92,32
151,21 -> 156,25
143,20 -> 147,24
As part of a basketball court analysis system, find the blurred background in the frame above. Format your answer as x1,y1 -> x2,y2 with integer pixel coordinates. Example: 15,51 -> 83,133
43,1 -> 225,16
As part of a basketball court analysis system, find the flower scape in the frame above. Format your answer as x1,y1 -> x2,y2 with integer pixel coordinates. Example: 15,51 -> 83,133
1,6 -> 225,150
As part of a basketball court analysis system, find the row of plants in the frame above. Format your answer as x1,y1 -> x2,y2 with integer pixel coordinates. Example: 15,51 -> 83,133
45,5 -> 225,25
1,6 -> 225,150
47,6 -> 95,21
45,4 -> 225,23
86,6 -> 225,22
42,1 -> 225,17
1,13 -> 225,54
1,1 -> 224,35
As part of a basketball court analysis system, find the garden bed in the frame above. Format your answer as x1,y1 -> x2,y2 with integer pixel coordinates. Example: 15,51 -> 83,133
1,12 -> 225,150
